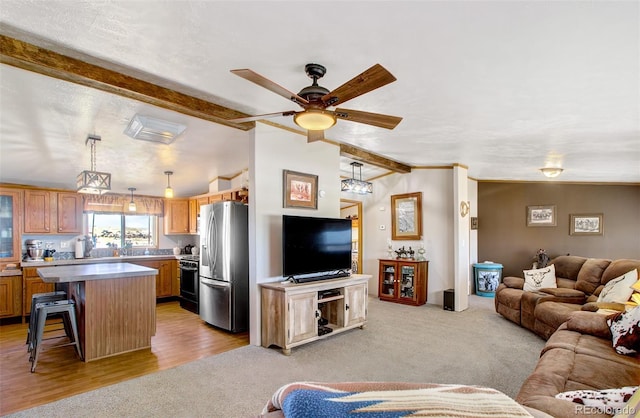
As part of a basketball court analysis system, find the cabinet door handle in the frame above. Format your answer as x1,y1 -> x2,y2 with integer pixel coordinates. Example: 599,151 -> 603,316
345,304 -> 350,311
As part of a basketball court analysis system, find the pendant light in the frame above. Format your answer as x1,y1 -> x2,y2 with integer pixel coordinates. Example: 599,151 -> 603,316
164,171 -> 174,198
540,167 -> 564,178
341,162 -> 373,194
77,134 -> 112,194
128,187 -> 137,212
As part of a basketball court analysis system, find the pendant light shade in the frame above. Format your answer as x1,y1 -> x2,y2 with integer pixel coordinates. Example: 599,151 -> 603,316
164,171 -> 174,198
294,109 -> 337,131
77,134 -> 111,194
128,187 -> 137,212
540,167 -> 564,178
341,162 -> 373,194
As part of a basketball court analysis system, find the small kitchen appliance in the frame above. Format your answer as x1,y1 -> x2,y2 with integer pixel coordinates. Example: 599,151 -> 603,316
25,239 -> 44,260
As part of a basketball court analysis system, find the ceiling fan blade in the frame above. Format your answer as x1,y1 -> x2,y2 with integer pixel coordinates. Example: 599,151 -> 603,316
231,69 -> 309,106
307,130 -> 325,143
334,108 -> 403,130
321,64 -> 397,107
228,111 -> 297,123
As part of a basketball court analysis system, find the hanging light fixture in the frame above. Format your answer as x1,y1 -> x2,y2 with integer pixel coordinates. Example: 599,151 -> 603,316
164,171 -> 174,198
341,162 -> 373,194
77,134 -> 111,194
540,167 -> 564,178
128,187 -> 137,212
294,109 -> 337,131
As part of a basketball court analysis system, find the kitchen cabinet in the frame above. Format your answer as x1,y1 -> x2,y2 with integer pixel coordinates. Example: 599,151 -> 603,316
23,267 -> 55,316
0,188 -> 22,264
23,189 -> 82,234
188,199 -> 199,234
163,199 -> 190,234
131,259 -> 176,298
378,259 -> 428,306
260,275 -> 369,355
0,274 -> 22,318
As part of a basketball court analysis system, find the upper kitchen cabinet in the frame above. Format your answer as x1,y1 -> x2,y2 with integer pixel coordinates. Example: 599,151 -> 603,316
0,188 -> 23,263
164,199 -> 190,234
24,189 -> 83,234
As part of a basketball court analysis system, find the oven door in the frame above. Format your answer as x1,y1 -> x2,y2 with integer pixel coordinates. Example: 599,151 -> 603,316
179,262 -> 199,313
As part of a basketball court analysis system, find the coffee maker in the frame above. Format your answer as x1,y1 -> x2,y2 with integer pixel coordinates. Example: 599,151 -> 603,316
25,239 -> 44,260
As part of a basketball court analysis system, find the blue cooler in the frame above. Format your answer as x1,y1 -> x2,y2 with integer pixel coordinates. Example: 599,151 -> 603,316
473,262 -> 503,297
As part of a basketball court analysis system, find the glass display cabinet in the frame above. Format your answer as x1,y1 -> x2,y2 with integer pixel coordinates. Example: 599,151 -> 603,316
0,189 -> 22,263
378,259 -> 428,306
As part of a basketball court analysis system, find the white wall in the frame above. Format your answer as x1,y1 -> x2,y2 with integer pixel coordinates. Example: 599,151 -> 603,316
249,123 -> 341,345
362,168 -> 455,305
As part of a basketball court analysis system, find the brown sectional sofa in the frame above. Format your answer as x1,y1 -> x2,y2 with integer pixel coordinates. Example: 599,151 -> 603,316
494,256 -> 640,417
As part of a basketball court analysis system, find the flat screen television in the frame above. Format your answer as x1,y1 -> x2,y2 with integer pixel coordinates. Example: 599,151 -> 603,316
282,215 -> 352,282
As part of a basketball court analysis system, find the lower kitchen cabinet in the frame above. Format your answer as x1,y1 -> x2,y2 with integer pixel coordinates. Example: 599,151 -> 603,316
131,259 -> 176,298
378,259 -> 428,306
260,274 -> 370,355
23,268 -> 55,316
0,274 -> 22,318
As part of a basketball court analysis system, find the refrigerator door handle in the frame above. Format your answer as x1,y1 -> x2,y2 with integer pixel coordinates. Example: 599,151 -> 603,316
201,277 -> 231,288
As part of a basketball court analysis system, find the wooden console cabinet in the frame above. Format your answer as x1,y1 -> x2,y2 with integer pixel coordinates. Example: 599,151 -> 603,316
260,274 -> 370,355
378,259 -> 428,306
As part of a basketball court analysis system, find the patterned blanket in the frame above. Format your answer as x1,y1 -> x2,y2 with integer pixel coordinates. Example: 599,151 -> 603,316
262,382 -> 533,417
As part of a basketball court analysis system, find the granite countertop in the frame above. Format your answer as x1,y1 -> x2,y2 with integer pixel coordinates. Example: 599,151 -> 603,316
37,262 -> 159,283
21,254 -> 184,268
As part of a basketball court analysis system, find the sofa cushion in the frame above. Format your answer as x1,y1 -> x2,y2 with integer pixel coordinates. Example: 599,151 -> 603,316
503,276 -> 525,289
551,256 -> 587,281
524,265 -> 557,292
565,311 -> 612,340
601,260 -> 640,286
597,269 -> 638,303
607,307 -> 640,355
575,259 -> 611,296
540,287 -> 586,301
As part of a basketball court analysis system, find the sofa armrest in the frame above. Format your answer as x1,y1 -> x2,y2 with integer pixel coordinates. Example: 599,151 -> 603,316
538,288 -> 586,304
565,311 -> 612,339
581,301 -> 626,312
503,276 -> 524,289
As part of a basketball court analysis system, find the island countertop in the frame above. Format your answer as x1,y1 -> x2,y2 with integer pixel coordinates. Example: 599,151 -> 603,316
37,262 -> 159,283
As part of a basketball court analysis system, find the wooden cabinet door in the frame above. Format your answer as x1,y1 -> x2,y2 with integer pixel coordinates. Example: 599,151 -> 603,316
57,192 -> 83,234
156,261 -> 173,297
24,276 -> 55,315
24,189 -> 51,233
378,260 -> 398,300
188,199 -> 198,234
0,277 -> 14,316
287,292 -> 317,344
344,283 -> 367,326
164,199 -> 190,234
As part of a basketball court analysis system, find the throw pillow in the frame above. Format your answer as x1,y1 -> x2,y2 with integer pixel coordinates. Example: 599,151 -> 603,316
523,264 -> 557,292
607,307 -> 640,355
555,386 -> 638,416
597,269 -> 638,303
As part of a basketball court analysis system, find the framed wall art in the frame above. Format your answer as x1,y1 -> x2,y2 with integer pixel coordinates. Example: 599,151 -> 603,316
391,192 -> 422,240
526,205 -> 556,227
570,213 -> 603,236
283,170 -> 318,209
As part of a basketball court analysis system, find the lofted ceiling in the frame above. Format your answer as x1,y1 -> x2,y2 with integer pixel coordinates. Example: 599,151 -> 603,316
0,1 -> 638,198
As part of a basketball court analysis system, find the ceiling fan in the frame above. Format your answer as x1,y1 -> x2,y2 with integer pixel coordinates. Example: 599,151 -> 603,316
228,63 -> 402,142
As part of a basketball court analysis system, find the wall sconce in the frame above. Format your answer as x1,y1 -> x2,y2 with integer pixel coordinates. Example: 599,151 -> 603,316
540,167 -> 564,178
128,187 -> 137,211
164,171 -> 174,198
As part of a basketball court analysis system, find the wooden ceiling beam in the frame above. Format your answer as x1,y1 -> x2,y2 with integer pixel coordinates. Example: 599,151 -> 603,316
339,143 -> 412,174
0,34 -> 254,131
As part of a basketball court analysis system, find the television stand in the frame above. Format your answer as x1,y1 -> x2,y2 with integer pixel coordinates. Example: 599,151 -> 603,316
260,274 -> 371,355
292,271 -> 350,284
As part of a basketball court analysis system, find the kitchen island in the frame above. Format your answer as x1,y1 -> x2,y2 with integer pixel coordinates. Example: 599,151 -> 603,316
37,263 -> 158,362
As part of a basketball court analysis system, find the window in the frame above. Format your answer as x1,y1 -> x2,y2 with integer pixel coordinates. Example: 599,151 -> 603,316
87,213 -> 157,249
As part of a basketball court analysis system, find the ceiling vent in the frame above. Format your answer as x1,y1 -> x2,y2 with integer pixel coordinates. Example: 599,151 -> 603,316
124,114 -> 186,144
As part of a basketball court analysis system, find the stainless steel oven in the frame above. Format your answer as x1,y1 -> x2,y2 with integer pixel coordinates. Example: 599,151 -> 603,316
179,256 -> 199,314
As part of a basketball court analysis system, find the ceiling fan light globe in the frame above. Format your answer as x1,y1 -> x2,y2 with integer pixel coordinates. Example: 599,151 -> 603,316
294,110 -> 336,131
540,167 -> 563,178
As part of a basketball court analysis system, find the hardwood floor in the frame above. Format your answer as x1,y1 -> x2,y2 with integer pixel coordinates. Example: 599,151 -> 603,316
0,301 -> 249,415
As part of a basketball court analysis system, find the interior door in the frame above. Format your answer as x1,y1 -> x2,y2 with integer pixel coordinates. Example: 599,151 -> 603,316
340,199 -> 363,274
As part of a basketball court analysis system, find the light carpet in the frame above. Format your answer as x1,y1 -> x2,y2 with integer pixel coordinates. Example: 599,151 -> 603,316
7,295 -> 545,418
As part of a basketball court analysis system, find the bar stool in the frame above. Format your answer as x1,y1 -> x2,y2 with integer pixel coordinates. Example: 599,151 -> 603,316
30,300 -> 82,372
26,291 -> 68,353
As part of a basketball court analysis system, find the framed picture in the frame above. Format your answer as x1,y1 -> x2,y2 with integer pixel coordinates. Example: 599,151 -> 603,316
283,169 -> 318,209
391,192 -> 422,240
526,205 -> 556,227
570,213 -> 603,236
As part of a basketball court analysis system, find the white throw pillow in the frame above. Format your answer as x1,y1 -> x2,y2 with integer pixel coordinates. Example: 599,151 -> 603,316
523,264 -> 557,292
598,269 -> 638,303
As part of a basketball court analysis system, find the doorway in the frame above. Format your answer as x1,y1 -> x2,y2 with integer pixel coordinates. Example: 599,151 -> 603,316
340,199 -> 363,274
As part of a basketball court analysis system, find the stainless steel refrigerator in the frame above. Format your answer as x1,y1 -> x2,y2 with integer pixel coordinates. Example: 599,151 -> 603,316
199,201 -> 249,332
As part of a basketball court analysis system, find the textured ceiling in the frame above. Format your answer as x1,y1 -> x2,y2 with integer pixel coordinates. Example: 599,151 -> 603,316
0,1 -> 638,198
